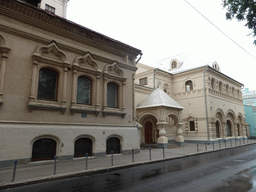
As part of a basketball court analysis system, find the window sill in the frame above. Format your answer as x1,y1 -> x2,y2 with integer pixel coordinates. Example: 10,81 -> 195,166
102,107 -> 126,118
28,100 -> 67,113
70,104 -> 100,116
185,130 -> 198,134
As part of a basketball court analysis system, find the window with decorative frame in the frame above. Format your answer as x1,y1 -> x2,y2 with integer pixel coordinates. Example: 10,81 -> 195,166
76,76 -> 91,105
190,121 -> 195,131
139,77 -> 147,86
185,80 -> 193,91
0,33 -> 11,105
28,42 -> 70,113
102,62 -> 126,118
70,53 -> 101,116
107,82 -> 118,108
185,116 -> 198,133
37,68 -> 58,101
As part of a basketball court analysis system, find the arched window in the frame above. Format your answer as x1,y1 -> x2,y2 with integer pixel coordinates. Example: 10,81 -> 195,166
37,69 -> 58,101
77,76 -> 91,105
211,78 -> 215,89
219,81 -> 222,92
216,121 -> 220,138
32,138 -> 56,161
106,137 -> 120,154
107,82 -> 118,108
74,138 -> 93,157
226,121 -> 232,137
185,80 -> 193,91
232,87 -> 235,96
172,61 -> 177,69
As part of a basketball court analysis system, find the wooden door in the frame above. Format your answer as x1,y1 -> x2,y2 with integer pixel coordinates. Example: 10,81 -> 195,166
145,121 -> 152,143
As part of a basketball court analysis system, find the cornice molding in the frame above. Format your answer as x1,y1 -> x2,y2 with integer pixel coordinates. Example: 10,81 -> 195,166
0,24 -> 138,71
0,0 -> 141,58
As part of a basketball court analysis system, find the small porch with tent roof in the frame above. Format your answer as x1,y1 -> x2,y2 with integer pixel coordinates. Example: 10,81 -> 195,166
136,88 -> 185,147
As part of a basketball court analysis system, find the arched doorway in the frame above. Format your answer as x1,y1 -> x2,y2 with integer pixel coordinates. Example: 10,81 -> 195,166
145,121 -> 153,144
226,120 -> 232,137
32,138 -> 56,162
74,138 -> 92,158
216,121 -> 220,138
106,137 -> 120,154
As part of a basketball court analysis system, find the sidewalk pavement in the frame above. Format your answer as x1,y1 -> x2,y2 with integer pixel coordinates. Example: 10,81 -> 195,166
0,140 -> 251,186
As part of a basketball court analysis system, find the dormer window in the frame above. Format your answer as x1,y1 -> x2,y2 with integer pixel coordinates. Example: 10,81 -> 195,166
171,61 -> 177,69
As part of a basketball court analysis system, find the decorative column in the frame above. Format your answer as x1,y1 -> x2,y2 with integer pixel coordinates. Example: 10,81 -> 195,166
122,81 -> 126,112
136,123 -> 143,146
156,122 -> 168,147
71,69 -> 77,105
103,76 -> 108,110
223,123 -> 227,138
29,60 -> 39,101
62,67 -> 68,104
96,74 -> 100,110
0,55 -> 7,95
233,123 -> 237,138
175,123 -> 185,146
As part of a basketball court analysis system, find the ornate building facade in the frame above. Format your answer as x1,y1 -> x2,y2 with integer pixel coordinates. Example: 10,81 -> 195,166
135,54 -> 246,145
0,0 -> 141,167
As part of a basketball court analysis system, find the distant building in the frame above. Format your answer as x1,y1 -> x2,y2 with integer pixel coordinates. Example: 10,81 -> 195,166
135,54 -> 246,145
19,0 -> 69,18
0,0 -> 141,167
242,88 -> 256,138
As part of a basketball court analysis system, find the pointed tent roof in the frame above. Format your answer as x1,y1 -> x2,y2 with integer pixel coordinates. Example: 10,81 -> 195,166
137,88 -> 184,109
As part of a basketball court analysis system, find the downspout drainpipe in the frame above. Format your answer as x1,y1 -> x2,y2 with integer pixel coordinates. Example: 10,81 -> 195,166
203,66 -> 210,144
135,53 -> 143,64
153,68 -> 158,90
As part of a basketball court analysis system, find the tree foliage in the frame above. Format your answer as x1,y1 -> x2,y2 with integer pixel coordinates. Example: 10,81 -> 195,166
223,0 -> 256,45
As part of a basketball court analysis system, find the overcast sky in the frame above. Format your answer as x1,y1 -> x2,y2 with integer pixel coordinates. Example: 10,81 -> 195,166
67,0 -> 256,90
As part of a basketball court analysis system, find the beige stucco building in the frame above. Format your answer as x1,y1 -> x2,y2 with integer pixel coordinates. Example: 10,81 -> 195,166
135,54 -> 247,146
0,0 -> 141,167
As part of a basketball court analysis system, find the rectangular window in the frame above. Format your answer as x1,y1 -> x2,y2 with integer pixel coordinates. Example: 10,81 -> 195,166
139,77 -> 148,86
190,121 -> 195,131
45,4 -> 55,14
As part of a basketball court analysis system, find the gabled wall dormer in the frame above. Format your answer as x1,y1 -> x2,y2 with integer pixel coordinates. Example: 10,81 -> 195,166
169,59 -> 183,71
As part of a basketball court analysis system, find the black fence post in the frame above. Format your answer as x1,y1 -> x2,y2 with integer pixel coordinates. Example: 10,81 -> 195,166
197,144 -> 199,152
219,140 -> 221,149
205,143 -> 207,151
54,156 -> 57,175
11,160 -> 17,182
163,147 -> 165,158
85,153 -> 88,170
224,140 -> 226,148
111,150 -> 114,166
132,149 -> 134,163
149,147 -> 151,160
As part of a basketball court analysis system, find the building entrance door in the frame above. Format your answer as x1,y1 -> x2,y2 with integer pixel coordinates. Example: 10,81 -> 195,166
145,121 -> 153,143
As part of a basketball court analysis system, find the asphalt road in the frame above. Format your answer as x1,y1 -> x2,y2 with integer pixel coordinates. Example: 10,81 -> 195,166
2,149 -> 256,192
